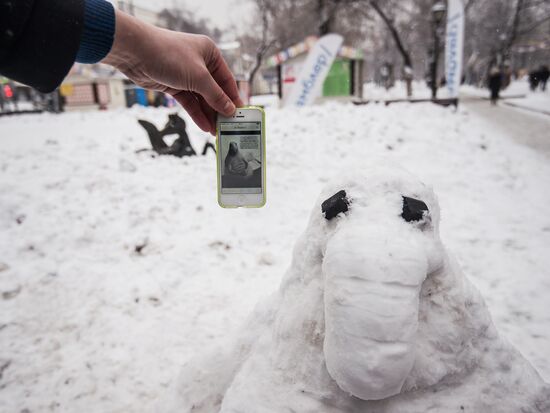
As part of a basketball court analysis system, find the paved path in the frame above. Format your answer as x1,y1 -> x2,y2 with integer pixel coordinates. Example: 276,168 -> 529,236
462,98 -> 550,159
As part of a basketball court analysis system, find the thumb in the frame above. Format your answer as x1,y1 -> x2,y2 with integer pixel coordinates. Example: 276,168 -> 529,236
198,74 -> 236,117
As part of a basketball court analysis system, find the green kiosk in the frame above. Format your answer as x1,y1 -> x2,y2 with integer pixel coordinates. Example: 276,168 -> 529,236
266,36 -> 364,102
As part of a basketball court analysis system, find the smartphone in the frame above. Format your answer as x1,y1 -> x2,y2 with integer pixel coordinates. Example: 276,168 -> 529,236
216,106 -> 266,208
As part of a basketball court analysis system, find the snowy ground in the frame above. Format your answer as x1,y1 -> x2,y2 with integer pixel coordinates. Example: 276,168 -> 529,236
1,101 -> 549,412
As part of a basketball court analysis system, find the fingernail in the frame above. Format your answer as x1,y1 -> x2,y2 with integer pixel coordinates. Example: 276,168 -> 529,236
224,101 -> 236,114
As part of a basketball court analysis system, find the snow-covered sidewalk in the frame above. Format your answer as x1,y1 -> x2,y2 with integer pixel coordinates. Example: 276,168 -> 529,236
1,102 -> 549,412
462,80 -> 550,116
462,98 -> 550,158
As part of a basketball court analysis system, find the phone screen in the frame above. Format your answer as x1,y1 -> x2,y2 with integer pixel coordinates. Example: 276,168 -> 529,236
219,122 -> 263,194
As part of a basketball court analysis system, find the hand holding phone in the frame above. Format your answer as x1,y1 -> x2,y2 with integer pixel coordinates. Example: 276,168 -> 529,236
216,107 -> 266,208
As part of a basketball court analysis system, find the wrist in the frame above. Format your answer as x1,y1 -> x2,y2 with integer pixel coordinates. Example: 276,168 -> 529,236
76,0 -> 116,64
101,9 -> 154,71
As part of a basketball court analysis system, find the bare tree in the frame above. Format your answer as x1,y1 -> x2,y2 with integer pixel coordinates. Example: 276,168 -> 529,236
368,1 -> 412,69
504,0 -> 526,57
318,0 -> 347,35
157,4 -> 221,40
504,0 -> 550,55
248,0 -> 278,94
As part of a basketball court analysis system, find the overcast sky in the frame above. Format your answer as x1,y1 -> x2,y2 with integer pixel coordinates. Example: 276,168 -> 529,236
132,0 -> 254,31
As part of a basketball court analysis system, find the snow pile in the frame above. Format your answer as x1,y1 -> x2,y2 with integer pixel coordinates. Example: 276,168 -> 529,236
165,167 -> 550,412
362,81 -> 432,100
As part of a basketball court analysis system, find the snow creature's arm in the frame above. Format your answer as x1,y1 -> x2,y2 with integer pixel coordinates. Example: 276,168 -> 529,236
322,226 -> 428,400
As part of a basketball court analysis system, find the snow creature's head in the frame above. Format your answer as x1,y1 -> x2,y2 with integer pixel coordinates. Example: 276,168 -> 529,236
296,168 -> 446,400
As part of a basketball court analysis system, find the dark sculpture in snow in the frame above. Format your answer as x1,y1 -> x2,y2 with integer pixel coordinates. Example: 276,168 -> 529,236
138,113 -> 215,158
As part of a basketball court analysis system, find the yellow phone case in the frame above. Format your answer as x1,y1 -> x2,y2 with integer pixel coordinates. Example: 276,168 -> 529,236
216,106 -> 266,208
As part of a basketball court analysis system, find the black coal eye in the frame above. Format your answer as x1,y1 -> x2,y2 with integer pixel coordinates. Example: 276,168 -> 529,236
402,196 -> 429,222
322,190 -> 350,220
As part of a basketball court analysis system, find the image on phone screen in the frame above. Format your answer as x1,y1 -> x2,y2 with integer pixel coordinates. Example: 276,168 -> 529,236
219,122 -> 263,194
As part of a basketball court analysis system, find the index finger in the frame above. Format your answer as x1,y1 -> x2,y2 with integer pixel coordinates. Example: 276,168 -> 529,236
207,48 -> 245,108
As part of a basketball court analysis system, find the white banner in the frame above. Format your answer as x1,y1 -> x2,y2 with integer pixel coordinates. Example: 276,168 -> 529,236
284,34 -> 344,107
445,0 -> 465,98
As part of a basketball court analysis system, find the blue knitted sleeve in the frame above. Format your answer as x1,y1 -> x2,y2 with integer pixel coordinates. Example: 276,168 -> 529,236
75,0 -> 115,64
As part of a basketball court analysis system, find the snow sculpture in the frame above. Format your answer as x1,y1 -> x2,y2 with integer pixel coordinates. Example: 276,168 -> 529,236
166,167 -> 550,413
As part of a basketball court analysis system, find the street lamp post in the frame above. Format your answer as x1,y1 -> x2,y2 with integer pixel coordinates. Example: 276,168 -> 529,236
431,1 -> 446,100
498,33 -> 507,66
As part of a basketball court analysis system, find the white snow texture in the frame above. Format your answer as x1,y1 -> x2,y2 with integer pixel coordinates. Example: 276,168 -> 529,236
165,167 -> 550,413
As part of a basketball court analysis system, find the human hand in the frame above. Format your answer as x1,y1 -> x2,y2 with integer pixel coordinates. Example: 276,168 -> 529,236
102,10 -> 244,135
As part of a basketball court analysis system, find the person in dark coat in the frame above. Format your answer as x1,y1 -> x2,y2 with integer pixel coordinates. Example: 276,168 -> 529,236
539,65 -> 549,92
488,66 -> 502,105
0,0 -> 243,133
529,70 -> 540,92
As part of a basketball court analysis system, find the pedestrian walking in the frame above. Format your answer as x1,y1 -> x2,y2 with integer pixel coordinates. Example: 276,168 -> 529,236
488,66 -> 502,105
538,65 -> 549,92
529,70 -> 540,92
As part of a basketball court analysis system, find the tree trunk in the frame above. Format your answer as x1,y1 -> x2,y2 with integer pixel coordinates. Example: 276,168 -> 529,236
504,0 -> 525,58
318,0 -> 329,35
248,3 -> 272,96
369,0 -> 414,96
369,1 -> 412,69
248,51 -> 264,94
